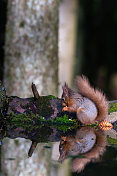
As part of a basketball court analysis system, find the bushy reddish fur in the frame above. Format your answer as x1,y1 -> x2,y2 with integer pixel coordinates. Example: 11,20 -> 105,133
75,75 -> 108,122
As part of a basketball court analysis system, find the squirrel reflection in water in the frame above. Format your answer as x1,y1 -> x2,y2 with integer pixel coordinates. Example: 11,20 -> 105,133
59,127 -> 106,173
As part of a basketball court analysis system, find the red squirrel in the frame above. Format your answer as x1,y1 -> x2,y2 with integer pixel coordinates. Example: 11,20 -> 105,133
62,75 -> 108,124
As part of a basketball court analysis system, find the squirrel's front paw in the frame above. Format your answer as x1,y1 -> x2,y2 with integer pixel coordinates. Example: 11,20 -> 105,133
77,107 -> 84,114
62,106 -> 68,112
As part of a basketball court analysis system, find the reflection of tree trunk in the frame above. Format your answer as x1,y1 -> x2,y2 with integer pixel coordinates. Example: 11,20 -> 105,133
2,0 -> 59,175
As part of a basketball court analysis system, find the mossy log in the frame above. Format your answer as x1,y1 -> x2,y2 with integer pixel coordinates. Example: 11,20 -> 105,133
0,82 -> 76,125
6,95 -> 63,120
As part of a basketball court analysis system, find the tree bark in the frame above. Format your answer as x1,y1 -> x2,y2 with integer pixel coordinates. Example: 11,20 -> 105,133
2,0 -> 59,175
4,0 -> 58,97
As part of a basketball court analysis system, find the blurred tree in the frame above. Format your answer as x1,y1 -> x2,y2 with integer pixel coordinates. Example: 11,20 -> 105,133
75,0 -> 117,99
1,0 -> 59,175
58,0 -> 78,96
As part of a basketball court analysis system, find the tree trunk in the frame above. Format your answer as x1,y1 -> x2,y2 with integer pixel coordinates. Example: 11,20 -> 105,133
58,0 -> 78,96
2,0 -> 59,175
4,0 -> 58,97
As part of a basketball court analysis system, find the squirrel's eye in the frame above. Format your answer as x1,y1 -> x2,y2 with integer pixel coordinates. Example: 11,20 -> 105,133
62,97 -> 65,101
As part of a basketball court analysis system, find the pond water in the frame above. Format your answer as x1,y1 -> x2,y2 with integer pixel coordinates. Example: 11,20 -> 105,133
0,121 -> 117,176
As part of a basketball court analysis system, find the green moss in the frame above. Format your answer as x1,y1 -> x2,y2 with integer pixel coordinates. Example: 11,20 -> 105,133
51,115 -> 76,123
107,136 -> 117,145
37,115 -> 77,132
36,96 -> 55,118
108,102 -> 117,114
5,112 -> 77,132
9,112 -> 28,120
47,95 -> 57,99
49,123 -> 76,132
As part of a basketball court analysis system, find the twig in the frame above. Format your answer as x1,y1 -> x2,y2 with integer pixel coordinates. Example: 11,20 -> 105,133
28,141 -> 38,157
31,83 -> 40,99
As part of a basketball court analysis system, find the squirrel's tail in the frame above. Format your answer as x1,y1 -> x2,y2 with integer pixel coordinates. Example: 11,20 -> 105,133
75,75 -> 108,122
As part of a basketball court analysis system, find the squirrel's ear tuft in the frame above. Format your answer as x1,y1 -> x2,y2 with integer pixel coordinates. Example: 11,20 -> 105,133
64,82 -> 68,88
62,82 -> 69,95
